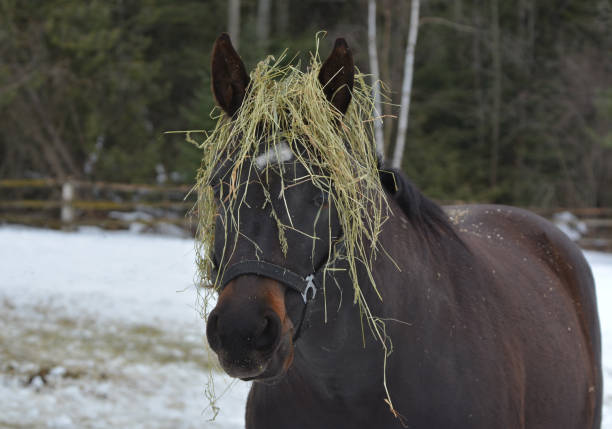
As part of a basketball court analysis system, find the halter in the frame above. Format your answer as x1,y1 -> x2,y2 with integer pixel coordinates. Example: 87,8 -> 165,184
213,241 -> 345,342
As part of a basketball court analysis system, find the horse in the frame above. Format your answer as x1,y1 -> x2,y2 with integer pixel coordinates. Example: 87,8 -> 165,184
203,33 -> 602,429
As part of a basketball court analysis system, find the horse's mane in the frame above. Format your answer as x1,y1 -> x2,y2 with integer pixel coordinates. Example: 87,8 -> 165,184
379,166 -> 460,241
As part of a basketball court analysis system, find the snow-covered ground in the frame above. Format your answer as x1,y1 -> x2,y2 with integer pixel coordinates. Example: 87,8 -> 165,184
0,226 -> 249,429
0,225 -> 611,428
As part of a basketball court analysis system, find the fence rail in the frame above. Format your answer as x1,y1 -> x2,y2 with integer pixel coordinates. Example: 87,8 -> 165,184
0,178 -> 196,234
0,200 -> 192,210
1,179 -> 611,249
0,178 -> 191,192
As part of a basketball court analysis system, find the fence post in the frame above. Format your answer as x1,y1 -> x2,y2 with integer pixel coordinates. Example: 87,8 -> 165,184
61,181 -> 75,230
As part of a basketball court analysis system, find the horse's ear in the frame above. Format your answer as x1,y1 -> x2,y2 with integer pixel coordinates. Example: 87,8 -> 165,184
318,38 -> 354,115
211,33 -> 250,117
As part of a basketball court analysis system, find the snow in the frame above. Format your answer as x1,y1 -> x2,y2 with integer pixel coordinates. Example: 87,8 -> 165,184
553,211 -> 588,242
592,250 -> 612,428
1,225 -> 612,427
0,226 -> 249,429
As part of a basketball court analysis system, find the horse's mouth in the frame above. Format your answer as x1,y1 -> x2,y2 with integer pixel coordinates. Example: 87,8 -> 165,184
219,331 -> 294,382
241,346 -> 294,384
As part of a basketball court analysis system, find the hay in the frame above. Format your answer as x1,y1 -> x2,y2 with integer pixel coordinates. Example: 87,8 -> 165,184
193,41 -> 389,320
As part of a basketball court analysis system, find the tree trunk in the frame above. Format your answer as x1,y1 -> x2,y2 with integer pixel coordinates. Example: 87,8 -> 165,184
368,0 -> 385,158
24,88 -> 81,178
454,0 -> 463,21
391,0 -> 420,170
256,0 -> 271,50
228,0 -> 241,50
527,0 -> 536,64
490,0 -> 501,188
380,0 -> 393,155
11,106 -> 67,179
472,1 -> 486,166
276,0 -> 289,35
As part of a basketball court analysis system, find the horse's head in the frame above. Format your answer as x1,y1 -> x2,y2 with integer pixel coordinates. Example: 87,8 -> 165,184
205,34 -> 355,381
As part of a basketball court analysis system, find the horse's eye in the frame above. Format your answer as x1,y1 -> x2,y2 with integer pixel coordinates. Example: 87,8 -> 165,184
313,191 -> 328,207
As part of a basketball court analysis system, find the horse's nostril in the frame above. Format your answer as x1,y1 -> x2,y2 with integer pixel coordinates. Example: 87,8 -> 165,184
254,314 -> 281,352
206,312 -> 221,351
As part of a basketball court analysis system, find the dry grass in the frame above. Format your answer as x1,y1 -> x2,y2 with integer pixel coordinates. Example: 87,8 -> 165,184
192,39 -> 389,320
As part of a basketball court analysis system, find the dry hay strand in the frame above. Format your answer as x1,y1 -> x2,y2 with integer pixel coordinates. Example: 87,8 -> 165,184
193,41 -> 390,318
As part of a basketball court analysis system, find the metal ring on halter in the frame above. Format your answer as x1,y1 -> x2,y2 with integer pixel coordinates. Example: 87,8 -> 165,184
302,274 -> 317,304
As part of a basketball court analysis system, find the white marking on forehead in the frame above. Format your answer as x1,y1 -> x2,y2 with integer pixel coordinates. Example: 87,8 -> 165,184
254,140 -> 294,169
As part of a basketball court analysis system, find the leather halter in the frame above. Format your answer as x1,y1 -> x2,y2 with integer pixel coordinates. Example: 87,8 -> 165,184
213,242 -> 345,342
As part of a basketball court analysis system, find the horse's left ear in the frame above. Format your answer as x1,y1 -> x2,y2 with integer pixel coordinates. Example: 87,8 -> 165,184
211,33 -> 250,117
318,38 -> 354,115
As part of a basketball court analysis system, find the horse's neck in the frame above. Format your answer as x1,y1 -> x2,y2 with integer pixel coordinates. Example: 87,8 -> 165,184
289,204 -> 457,399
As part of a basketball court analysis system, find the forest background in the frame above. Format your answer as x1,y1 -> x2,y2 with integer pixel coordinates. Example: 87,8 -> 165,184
1,0 -> 611,208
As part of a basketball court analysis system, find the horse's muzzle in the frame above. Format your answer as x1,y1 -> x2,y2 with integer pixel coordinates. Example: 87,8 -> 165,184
205,276 -> 294,380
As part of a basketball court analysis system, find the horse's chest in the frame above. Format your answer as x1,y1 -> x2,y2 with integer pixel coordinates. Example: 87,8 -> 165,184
247,384 -> 392,429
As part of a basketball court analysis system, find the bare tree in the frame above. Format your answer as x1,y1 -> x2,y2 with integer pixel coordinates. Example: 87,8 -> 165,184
228,0 -> 241,50
368,0 -> 385,158
472,1 -> 487,170
490,0 -> 501,187
0,19 -> 81,179
454,0 -> 463,21
276,0 -> 289,35
257,0 -> 271,49
391,0 -> 420,169
379,0 -> 395,154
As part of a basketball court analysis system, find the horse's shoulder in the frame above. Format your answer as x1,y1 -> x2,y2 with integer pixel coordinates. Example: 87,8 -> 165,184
445,203 -> 543,228
444,203 -> 598,343
443,203 -> 595,295
444,204 -> 564,246
446,204 -> 592,267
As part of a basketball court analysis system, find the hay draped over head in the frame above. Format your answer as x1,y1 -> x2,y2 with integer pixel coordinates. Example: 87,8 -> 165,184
193,39 -> 389,319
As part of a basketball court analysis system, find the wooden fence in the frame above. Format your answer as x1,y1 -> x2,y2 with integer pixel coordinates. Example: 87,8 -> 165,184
0,178 -> 196,234
1,178 -> 611,250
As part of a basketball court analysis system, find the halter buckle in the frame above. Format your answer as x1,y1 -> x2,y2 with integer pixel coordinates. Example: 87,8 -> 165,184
302,274 -> 317,304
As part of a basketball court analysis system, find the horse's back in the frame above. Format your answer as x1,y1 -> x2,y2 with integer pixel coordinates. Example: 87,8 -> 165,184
445,204 -> 602,428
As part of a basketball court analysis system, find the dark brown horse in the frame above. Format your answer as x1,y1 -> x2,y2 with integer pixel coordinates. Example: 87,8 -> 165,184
204,34 -> 602,429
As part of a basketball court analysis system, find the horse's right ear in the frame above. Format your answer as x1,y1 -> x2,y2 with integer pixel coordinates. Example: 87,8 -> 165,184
211,33 -> 250,117
318,38 -> 354,115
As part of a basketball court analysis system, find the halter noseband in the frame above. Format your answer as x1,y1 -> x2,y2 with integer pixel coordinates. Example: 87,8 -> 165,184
219,260 -> 318,304
213,242 -> 344,342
